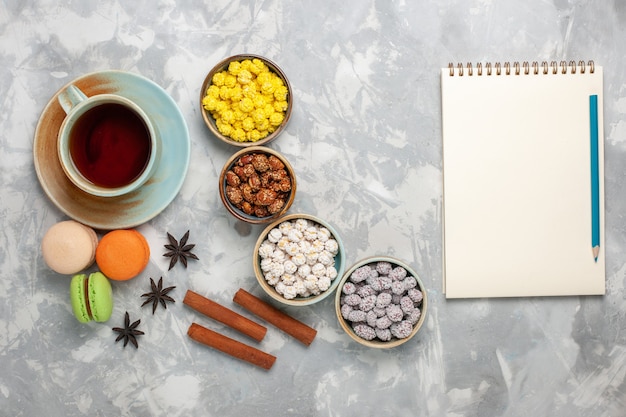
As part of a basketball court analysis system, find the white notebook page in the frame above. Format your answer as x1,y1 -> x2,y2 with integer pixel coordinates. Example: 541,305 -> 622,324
441,63 -> 605,298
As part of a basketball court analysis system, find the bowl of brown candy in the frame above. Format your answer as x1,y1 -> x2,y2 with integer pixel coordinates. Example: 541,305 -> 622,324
219,146 -> 296,224
335,256 -> 427,348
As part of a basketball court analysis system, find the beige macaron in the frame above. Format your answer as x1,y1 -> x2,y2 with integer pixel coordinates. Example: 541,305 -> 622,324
41,220 -> 98,275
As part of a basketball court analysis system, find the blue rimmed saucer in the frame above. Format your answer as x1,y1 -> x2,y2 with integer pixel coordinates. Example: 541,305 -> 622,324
33,70 -> 190,230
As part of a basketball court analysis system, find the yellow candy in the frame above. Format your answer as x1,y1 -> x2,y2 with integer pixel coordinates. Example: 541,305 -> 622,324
260,81 -> 275,95
242,82 -> 258,99
212,72 -> 226,86
237,69 -> 253,85
256,72 -> 271,85
231,128 -> 246,142
221,110 -> 235,124
203,58 -> 288,142
219,85 -> 231,100
213,101 -> 228,114
269,112 -> 284,127
263,103 -> 275,118
227,61 -> 242,75
247,129 -> 263,141
251,108 -> 266,123
242,117 -> 255,132
251,58 -> 267,74
256,118 -> 270,131
274,85 -> 288,101
253,95 -> 266,109
216,120 -> 233,136
274,100 -> 288,112
206,84 -> 220,98
224,74 -> 237,88
238,97 -> 254,113
202,96 -> 218,111
233,109 -> 246,121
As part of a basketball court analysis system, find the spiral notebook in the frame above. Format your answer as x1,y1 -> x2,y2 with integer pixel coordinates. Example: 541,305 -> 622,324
441,60 -> 606,298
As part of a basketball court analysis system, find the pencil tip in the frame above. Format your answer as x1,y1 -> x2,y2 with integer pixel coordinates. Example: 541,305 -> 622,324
592,245 -> 600,261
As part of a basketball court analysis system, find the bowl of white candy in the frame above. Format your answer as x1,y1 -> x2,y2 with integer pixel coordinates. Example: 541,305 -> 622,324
253,213 -> 345,306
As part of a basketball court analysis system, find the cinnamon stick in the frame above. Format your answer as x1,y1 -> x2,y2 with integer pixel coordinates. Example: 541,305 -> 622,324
184,290 -> 267,342
187,323 -> 276,370
233,288 -> 317,346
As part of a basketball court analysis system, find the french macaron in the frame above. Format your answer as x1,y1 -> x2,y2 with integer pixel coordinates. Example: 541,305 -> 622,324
70,272 -> 113,323
95,229 -> 150,281
41,220 -> 98,275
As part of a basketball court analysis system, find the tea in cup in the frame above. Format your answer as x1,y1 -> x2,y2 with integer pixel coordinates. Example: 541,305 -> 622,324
57,84 -> 157,197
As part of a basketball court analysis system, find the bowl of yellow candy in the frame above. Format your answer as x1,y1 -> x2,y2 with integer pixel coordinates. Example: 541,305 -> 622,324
200,54 -> 292,147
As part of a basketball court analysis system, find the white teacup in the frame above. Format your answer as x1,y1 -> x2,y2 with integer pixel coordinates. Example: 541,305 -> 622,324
57,84 -> 157,198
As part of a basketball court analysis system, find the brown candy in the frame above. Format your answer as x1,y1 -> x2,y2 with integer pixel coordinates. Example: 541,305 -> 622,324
224,152 -> 291,218
226,185 -> 243,204
268,155 -> 284,170
252,154 -> 271,172
225,171 -> 241,187
256,188 -> 277,206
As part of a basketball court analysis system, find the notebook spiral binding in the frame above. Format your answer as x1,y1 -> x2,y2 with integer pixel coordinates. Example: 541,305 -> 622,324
448,60 -> 595,76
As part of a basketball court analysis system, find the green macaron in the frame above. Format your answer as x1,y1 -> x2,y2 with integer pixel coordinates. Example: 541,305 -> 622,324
70,272 -> 113,323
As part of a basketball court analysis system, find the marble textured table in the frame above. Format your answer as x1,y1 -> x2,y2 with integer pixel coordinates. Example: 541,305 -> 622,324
2,1 -> 626,416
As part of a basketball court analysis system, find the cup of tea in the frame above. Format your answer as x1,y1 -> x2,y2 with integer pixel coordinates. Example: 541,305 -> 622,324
57,84 -> 157,197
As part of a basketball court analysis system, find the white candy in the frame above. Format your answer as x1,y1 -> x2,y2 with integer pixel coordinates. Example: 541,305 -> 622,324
304,226 -> 318,241
292,252 -> 306,266
284,260 -> 297,274
326,265 -> 338,280
293,280 -> 307,296
288,229 -> 303,243
318,251 -> 333,266
324,239 -> 339,254
258,242 -> 275,259
272,249 -> 286,262
295,218 -> 309,231
281,273 -> 296,286
259,218 -> 340,301
297,263 -> 311,277
298,240 -> 312,253
311,240 -> 325,253
304,275 -> 320,295
312,263 -> 326,277
268,228 -> 283,243
260,258 -> 273,272
266,272 -> 280,286
285,242 -> 300,256
278,221 -> 293,234
276,236 -> 290,251
305,251 -> 319,265
318,276 -> 331,291
270,261 -> 285,277
283,285 -> 298,299
317,227 -> 331,242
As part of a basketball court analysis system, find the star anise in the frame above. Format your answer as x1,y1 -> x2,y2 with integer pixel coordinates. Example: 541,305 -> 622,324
112,312 -> 145,349
141,277 -> 176,314
164,230 -> 199,270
